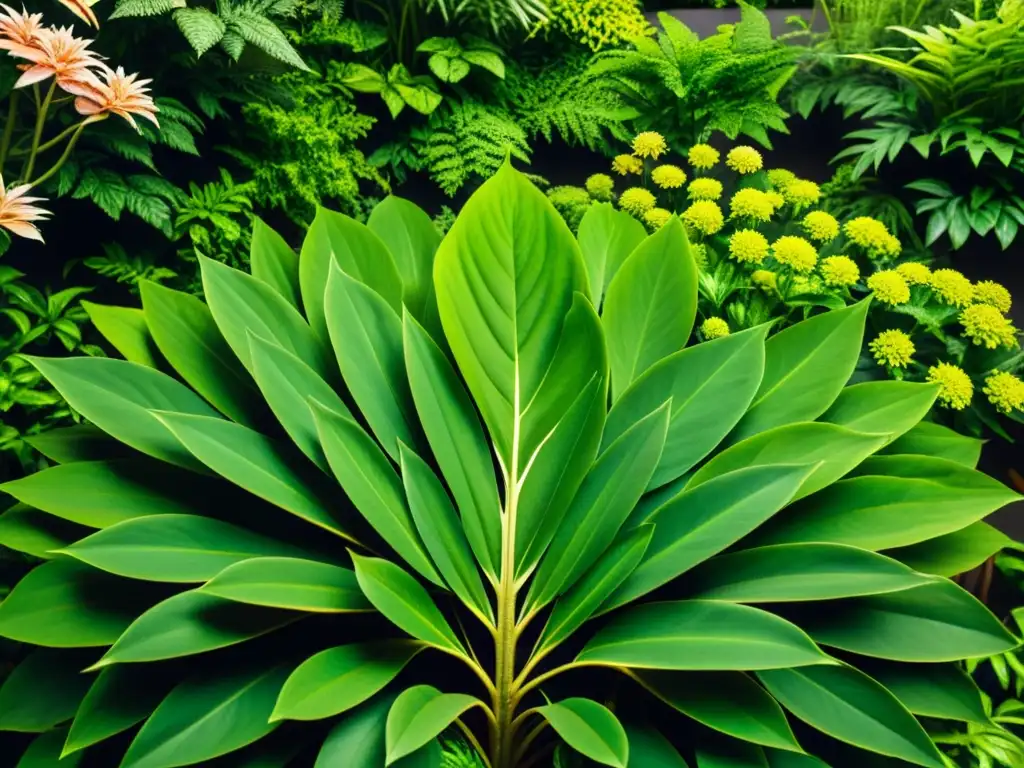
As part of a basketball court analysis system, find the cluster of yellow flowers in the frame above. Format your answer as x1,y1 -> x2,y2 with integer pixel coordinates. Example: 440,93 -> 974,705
700,317 -> 730,340
843,216 -> 901,259
548,0 -> 654,52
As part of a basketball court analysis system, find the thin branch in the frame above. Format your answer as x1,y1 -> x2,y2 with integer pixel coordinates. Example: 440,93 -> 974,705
511,718 -> 549,766
454,718 -> 493,768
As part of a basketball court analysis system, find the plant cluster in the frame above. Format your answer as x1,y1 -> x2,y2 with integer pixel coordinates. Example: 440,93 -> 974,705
0,164 -> 1020,768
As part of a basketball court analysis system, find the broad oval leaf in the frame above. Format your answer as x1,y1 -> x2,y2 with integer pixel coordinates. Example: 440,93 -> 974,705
602,217 -> 697,400
27,356 -> 220,472
635,670 -> 800,752
0,504 -> 83,559
0,648 -> 94,732
24,424 -> 131,465
577,202 -> 647,310
273,641 -> 423,722
729,298 -> 870,441
577,601 -> 827,670
886,522 -> 1011,577
83,301 -> 160,368
385,685 -> 481,764
863,660 -> 988,724
757,664 -> 944,768
315,693 -> 396,768
623,722 -> 689,768
201,557 -> 370,613
538,698 -> 629,768
880,421 -> 982,467
250,216 -> 300,310
820,380 -> 937,442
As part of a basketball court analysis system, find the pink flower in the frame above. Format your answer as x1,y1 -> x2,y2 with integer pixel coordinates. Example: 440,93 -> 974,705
0,174 -> 50,242
0,4 -> 44,51
58,0 -> 99,28
8,25 -> 102,94
73,64 -> 159,130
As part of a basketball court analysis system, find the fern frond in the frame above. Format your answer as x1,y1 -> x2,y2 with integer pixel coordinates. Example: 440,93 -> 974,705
173,8 -> 227,57
226,6 -> 310,70
110,0 -> 184,19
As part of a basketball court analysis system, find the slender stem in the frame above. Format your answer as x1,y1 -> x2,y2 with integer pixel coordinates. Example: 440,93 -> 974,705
441,646 -> 498,700
511,719 -> 549,766
23,80 -> 57,183
514,661 -> 592,705
0,91 -> 19,168
455,718 -> 493,768
29,121 -> 86,188
32,120 -> 85,156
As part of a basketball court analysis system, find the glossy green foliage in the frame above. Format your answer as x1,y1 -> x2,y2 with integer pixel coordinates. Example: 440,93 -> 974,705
1,165 -> 1017,768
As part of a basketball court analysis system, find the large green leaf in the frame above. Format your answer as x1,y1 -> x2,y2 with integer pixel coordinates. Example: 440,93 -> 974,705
24,424 -> 131,464
120,662 -> 290,768
623,722 -> 689,767
576,202 -> 648,310
351,554 -> 464,656
17,728 -> 82,768
577,601 -> 827,670
83,301 -> 160,368
886,522 -> 1011,577
248,332 -> 352,471
820,381 -> 937,442
299,206 -> 403,344
386,685 -> 481,764
880,421 -> 982,467
65,664 -> 172,755
539,698 -> 629,768
729,299 -> 870,441
200,254 -> 331,381
0,648 -> 94,732
433,161 -> 589,472
315,693 -> 396,768
400,444 -> 493,623
635,670 -> 800,751
602,217 -> 697,400
688,543 -> 930,602
0,559 -> 142,647
688,422 -> 887,503
312,403 -> 439,584
60,514 -> 305,583
796,578 -> 1018,662
526,404 -> 669,611
27,356 -> 219,472
764,751 -> 828,768
367,196 -> 442,338
403,311 -> 501,581
325,263 -> 422,460
273,641 -> 423,721
604,325 -> 768,492
92,591 -> 297,668
758,455 -> 1019,550
534,525 -> 653,658
0,504 -> 83,559
201,557 -> 370,613
250,216 -> 301,310
864,661 -> 988,724
140,281 -> 262,427
154,412 -> 355,541
605,464 -> 813,612
757,664 -> 944,768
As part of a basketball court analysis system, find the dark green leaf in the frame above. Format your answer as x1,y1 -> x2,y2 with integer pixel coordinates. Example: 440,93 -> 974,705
0,648 -> 94,732
201,557 -> 370,613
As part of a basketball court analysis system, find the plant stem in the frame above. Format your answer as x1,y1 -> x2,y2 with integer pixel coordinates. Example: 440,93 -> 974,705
23,80 -> 57,183
0,91 -> 19,169
31,121 -> 85,156
455,718 -> 494,768
29,121 -> 86,188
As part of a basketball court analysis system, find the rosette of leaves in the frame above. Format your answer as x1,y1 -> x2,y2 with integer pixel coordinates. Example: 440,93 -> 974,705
0,165 -> 1020,768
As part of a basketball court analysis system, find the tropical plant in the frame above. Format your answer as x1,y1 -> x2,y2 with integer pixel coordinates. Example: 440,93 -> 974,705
0,164 -> 1020,767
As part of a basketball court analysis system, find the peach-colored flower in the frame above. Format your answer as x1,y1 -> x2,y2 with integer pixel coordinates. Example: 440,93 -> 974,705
58,0 -> 99,28
0,4 -> 44,51
9,25 -> 102,94
73,64 -> 158,130
0,174 -> 50,242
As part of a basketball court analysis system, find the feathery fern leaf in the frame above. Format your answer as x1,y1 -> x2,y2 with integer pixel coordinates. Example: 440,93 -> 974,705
109,0 -> 184,19
173,8 -> 227,57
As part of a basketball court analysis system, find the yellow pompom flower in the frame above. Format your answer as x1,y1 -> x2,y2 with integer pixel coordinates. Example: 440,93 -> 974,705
726,146 -> 763,174
959,304 -> 1019,349
688,178 -> 723,201
784,179 -> 821,207
820,255 -> 860,287
772,236 -> 818,274
687,144 -> 720,170
844,216 -> 891,250
728,188 -> 774,223
612,154 -> 643,176
869,329 -> 915,369
729,229 -> 769,265
896,262 -> 931,286
866,270 -> 910,305
701,317 -> 730,340
877,233 -> 902,259
927,362 -> 973,410
751,270 -> 777,291
930,269 -> 974,308
585,173 -> 615,201
682,200 -> 725,236
802,211 -> 840,243
644,207 -> 672,229
766,169 -> 796,189
984,371 -> 1024,414
619,187 -> 657,216
632,131 -> 668,159
651,164 -> 687,189
974,280 -> 1013,314
766,190 -> 786,211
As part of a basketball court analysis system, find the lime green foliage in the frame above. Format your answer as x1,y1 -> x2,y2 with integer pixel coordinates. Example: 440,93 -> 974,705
547,0 -> 654,52
590,4 -> 797,147
1,165 -> 1019,768
547,186 -> 593,231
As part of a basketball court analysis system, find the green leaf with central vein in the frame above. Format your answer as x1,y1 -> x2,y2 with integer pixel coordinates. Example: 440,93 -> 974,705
83,302 -> 159,368
885,522 -> 1011,577
0,648 -> 94,732
862,661 -> 988,724
577,202 -> 648,310
273,641 -> 423,721
351,554 -> 464,655
538,698 -> 629,768
879,421 -> 982,467
200,557 -> 370,613
250,216 -> 300,310
820,381 -> 937,441
577,601 -> 827,670
385,685 -> 481,764
602,217 -> 697,400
